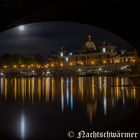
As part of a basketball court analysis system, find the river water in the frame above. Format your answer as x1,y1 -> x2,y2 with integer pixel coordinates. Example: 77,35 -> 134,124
0,76 -> 140,139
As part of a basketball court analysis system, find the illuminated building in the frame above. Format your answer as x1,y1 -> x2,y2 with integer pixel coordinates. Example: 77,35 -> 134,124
47,35 -> 137,76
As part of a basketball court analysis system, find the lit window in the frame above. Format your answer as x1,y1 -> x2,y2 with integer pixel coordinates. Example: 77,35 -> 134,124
132,59 -> 136,63
3,65 -> 8,69
47,71 -> 51,74
78,68 -> 82,72
103,60 -> 106,64
65,57 -> 69,62
13,65 -> 17,68
125,58 -> 128,62
60,63 -> 64,67
60,52 -> 64,57
103,48 -> 106,53
21,64 -> 25,68
45,64 -> 48,68
51,64 -> 54,67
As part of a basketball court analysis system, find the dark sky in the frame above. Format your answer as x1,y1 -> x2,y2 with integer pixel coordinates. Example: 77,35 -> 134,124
0,22 -> 133,58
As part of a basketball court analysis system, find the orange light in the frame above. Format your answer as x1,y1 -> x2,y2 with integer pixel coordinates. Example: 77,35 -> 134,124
3,65 -> 8,69
50,64 -> 54,67
125,58 -> 128,62
103,60 -> 106,64
91,61 -> 95,64
45,64 -> 48,68
37,65 -> 41,68
60,63 -> 64,67
132,59 -> 136,63
70,62 -> 73,66
13,65 -> 17,68
20,64 -> 25,68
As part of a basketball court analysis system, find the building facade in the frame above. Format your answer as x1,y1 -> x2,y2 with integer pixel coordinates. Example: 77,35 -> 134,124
47,35 -> 137,76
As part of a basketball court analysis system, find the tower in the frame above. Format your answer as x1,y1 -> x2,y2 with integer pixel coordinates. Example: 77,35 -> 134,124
85,35 -> 96,50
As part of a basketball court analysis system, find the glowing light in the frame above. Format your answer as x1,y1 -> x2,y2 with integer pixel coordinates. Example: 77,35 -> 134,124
4,78 -> 7,100
46,71 -> 51,74
50,64 -> 54,67
20,113 -> 26,139
70,78 -> 73,111
115,59 -> 120,63
0,72 -> 4,76
51,78 -> 55,100
37,65 -> 41,68
70,62 -> 73,66
20,64 -> 25,68
69,52 -> 73,56
125,58 -> 128,62
3,65 -> 8,68
103,84 -> 107,116
60,63 -> 64,67
61,78 -> 64,112
0,78 -> 4,95
45,64 -> 48,68
78,68 -> 82,72
92,77 -> 95,99
116,77 -> 119,85
79,77 -> 84,101
91,61 -> 95,64
103,60 -> 106,64
60,52 -> 64,57
19,25 -> 25,31
13,65 -> 17,68
132,59 -> 136,63
102,47 -> 106,53
45,78 -> 50,102
65,57 -> 69,62
66,78 -> 69,106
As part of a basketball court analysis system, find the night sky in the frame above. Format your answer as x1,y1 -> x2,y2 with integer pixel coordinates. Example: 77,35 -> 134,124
0,22 -> 133,58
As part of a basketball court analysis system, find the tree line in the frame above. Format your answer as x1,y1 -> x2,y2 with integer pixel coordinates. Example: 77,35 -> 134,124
0,54 -> 44,66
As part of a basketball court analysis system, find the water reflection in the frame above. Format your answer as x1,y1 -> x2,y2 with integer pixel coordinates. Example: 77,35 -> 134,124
21,113 -> 26,140
0,76 -> 139,124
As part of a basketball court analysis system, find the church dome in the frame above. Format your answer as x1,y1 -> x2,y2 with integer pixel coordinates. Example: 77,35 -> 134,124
85,35 -> 96,50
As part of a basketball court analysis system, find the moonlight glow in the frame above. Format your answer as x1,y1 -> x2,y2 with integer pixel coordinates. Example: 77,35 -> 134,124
18,25 -> 25,31
20,113 -> 26,140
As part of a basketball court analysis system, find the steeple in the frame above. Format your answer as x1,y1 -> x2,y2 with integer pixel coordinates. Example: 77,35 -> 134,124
88,35 -> 91,41
85,35 -> 96,50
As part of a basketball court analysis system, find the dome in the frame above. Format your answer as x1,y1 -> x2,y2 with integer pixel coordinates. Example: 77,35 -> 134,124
85,35 -> 96,50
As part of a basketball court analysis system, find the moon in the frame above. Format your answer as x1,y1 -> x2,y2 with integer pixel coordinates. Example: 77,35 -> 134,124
18,25 -> 25,31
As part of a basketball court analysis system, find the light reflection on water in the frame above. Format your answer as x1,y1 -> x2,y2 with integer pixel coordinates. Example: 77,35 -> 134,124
0,76 -> 140,139
0,76 -> 139,123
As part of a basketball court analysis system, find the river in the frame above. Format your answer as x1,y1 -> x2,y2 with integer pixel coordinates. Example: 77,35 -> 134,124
0,76 -> 140,139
